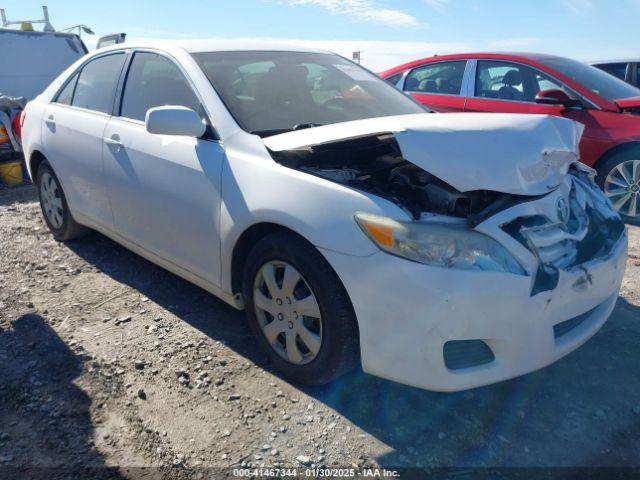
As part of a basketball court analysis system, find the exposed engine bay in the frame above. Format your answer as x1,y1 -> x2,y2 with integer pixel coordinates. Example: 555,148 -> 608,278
269,132 -> 522,222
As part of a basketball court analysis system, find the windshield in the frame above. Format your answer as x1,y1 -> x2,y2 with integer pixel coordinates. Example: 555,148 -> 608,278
538,56 -> 640,102
192,51 -> 426,137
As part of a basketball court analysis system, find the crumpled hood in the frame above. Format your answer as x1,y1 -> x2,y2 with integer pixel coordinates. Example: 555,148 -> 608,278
263,113 -> 584,196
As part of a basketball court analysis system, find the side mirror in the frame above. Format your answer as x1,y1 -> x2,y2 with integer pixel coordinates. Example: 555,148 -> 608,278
145,106 -> 206,137
535,89 -> 580,108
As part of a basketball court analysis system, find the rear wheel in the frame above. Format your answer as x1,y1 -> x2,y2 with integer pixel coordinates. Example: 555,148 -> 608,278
36,161 -> 89,241
597,149 -> 640,222
242,231 -> 360,385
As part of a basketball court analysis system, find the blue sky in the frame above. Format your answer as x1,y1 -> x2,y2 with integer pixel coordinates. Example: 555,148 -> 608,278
3,0 -> 639,70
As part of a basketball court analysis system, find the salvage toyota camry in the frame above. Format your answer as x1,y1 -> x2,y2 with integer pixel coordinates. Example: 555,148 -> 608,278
21,41 -> 627,391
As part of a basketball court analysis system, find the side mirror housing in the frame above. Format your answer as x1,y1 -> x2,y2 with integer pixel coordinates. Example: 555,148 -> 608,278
145,106 -> 206,137
535,89 -> 580,108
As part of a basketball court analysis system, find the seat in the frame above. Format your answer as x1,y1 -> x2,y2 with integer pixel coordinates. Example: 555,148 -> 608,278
249,64 -> 315,130
404,76 -> 420,92
418,79 -> 437,92
498,70 -> 524,101
435,77 -> 453,94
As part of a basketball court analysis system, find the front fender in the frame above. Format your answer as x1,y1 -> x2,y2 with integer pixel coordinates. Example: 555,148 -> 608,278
218,141 -> 408,294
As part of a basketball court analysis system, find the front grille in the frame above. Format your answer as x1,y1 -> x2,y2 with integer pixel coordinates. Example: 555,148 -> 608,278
553,307 -> 596,339
503,173 -> 625,296
443,340 -> 495,370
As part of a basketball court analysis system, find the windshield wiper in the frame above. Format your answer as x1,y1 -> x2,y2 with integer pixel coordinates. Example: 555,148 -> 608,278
292,123 -> 324,130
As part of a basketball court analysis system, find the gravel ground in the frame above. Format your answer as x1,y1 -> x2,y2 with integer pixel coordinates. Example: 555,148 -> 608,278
1,183 -> 639,479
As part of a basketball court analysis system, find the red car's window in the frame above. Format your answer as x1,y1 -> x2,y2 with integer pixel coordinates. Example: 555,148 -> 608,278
404,61 -> 465,95
475,60 -> 574,103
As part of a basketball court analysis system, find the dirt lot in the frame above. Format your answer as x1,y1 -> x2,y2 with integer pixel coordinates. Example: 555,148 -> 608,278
1,183 -> 639,479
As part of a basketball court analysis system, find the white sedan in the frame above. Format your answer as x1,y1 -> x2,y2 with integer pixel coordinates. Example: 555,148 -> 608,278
21,41 -> 627,391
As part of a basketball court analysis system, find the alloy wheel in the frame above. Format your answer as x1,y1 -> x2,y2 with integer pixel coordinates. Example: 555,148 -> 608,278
40,171 -> 64,229
253,261 -> 322,365
604,159 -> 640,218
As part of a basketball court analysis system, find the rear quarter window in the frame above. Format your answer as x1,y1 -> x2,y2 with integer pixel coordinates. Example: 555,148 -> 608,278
54,73 -> 79,105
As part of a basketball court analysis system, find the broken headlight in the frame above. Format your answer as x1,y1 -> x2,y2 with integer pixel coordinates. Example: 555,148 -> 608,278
355,212 -> 526,275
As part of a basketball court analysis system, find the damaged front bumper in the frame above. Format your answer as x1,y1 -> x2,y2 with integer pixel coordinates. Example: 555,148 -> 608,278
319,172 -> 628,392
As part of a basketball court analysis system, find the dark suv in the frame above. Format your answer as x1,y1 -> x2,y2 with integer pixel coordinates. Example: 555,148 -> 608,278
593,60 -> 639,88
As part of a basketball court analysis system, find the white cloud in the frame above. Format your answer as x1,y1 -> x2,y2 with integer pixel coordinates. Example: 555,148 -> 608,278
282,0 -> 420,28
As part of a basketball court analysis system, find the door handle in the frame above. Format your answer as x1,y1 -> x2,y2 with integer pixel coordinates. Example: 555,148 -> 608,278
45,115 -> 55,125
104,136 -> 123,150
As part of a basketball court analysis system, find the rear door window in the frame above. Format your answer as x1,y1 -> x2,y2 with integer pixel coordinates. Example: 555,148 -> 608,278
120,52 -> 201,122
404,61 -> 466,95
71,53 -> 126,114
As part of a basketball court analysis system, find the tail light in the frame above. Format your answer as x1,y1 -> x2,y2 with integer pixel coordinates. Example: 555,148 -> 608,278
13,110 -> 23,142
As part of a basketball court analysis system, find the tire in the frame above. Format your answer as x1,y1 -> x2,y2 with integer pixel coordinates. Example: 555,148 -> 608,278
596,147 -> 640,223
36,161 -> 90,241
242,231 -> 360,385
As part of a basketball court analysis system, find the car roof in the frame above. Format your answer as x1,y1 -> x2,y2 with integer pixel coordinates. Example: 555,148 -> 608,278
380,52 -> 576,76
96,39 -> 331,55
379,51 -> 625,112
590,58 -> 640,65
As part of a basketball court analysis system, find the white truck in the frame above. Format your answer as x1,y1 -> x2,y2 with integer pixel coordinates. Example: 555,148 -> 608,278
0,28 -> 87,99
0,6 -> 123,168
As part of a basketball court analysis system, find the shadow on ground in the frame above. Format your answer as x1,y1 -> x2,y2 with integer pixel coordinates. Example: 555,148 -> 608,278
0,313 -> 125,479
66,231 -> 640,469
0,184 -> 37,207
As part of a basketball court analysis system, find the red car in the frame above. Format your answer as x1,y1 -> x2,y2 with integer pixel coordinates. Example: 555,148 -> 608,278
380,53 -> 640,220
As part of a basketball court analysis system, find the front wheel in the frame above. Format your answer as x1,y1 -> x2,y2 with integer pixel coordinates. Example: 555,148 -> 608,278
242,231 -> 360,385
597,150 -> 640,222
36,161 -> 90,241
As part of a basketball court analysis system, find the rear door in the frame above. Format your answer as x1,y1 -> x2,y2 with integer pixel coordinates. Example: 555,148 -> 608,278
41,51 -> 126,227
102,50 -> 225,286
400,61 -> 467,112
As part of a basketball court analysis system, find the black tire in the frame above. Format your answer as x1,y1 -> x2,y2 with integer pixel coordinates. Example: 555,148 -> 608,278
242,231 -> 360,385
596,147 -> 640,223
36,161 -> 90,241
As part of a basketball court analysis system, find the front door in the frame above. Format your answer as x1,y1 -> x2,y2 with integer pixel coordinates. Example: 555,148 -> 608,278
102,51 -> 225,286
